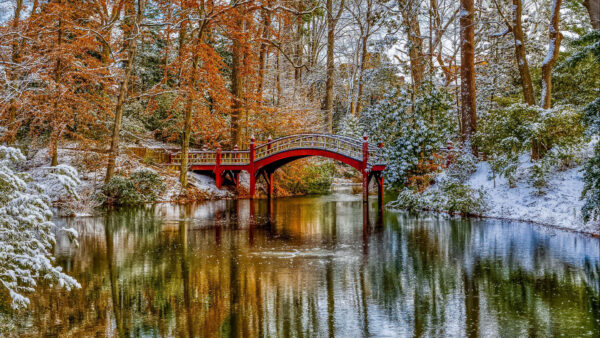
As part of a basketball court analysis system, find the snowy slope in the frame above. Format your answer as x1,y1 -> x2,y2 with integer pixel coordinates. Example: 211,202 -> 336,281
467,159 -> 598,235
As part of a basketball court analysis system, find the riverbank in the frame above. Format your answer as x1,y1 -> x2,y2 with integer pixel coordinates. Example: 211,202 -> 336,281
22,143 -> 234,216
466,160 -> 600,236
23,141 -> 354,216
389,151 -> 600,237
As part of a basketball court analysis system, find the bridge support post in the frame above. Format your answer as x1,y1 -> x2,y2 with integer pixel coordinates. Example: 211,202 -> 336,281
249,174 -> 256,198
375,172 -> 384,209
215,147 -> 222,189
266,137 -> 273,199
267,171 -> 274,199
363,172 -> 370,203
249,136 -> 256,198
362,134 -> 369,203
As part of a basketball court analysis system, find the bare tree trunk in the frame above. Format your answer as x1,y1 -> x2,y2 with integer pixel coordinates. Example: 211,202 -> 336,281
51,15 -> 63,166
105,0 -> 146,184
294,0 -> 304,84
583,0 -> 600,30
180,55 -> 200,187
257,7 -> 271,99
324,0 -> 344,132
355,30 -> 369,115
230,25 -> 244,148
6,0 -> 24,144
512,0 -> 535,105
401,0 -> 425,91
275,48 -> 281,105
460,0 -> 477,152
325,11 -> 335,132
540,0 -> 563,109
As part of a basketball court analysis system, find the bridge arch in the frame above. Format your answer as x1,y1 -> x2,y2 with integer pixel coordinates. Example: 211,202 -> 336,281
254,149 -> 364,173
168,134 -> 386,204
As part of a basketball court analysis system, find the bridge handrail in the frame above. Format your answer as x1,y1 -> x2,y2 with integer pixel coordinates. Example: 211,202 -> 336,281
255,133 -> 363,149
255,134 -> 363,161
221,150 -> 250,165
169,133 -> 386,166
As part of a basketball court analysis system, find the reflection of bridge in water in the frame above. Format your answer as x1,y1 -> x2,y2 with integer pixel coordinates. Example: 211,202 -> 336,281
168,134 -> 386,206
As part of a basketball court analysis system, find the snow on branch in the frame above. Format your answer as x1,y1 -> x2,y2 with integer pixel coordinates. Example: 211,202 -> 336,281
0,146 -> 80,309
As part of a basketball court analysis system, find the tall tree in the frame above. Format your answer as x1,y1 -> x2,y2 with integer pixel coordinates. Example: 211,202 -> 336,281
353,0 -> 373,115
324,0 -> 345,132
459,0 -> 477,150
105,0 -> 147,183
3,0 -> 24,144
540,0 -> 563,109
24,0 -> 109,166
510,0 -> 534,105
583,0 -> 600,30
174,0 -> 246,187
257,2 -> 273,98
230,5 -> 245,148
494,0 -> 535,105
399,0 -> 425,91
348,0 -> 387,116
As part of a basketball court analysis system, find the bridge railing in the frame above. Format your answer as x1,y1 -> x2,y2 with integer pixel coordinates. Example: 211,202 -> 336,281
255,134 -> 363,161
169,134 -> 386,167
221,151 -> 250,165
170,151 -> 217,165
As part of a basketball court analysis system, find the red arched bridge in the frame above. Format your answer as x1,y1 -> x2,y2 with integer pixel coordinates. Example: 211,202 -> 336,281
168,134 -> 386,203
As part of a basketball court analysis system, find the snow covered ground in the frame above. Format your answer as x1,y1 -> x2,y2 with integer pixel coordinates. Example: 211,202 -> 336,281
23,144 -> 235,216
467,158 -> 599,235
188,172 -> 232,199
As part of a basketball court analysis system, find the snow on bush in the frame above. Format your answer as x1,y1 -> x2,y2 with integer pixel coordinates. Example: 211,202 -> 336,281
559,31 -> 600,223
0,146 -> 80,309
582,99 -> 600,222
342,84 -> 456,186
35,164 -> 81,202
100,168 -> 166,205
390,150 -> 487,215
475,103 -> 584,186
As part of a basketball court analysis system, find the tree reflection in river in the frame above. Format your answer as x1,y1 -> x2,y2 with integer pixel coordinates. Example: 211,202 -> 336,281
6,194 -> 600,336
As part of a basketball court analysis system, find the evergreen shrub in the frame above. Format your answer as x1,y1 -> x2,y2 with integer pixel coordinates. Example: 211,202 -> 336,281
476,103 -> 584,183
343,83 -> 456,187
101,169 -> 165,205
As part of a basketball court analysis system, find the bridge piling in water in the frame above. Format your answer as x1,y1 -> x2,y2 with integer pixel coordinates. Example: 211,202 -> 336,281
249,136 -> 256,198
362,135 -> 369,203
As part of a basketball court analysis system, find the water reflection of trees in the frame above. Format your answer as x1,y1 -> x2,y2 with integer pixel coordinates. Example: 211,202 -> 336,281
9,200 -> 600,336
366,215 -> 600,336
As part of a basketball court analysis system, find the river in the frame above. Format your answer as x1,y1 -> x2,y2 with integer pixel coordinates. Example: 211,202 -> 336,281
5,193 -> 600,337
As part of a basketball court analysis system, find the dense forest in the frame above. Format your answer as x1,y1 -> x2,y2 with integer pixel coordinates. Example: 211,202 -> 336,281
1,0 -> 600,310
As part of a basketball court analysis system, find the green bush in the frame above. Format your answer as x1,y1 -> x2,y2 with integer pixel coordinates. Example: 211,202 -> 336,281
277,161 -> 336,196
301,162 -> 336,195
446,150 -> 478,183
582,143 -> 600,222
434,182 -> 487,215
390,189 -> 424,212
101,169 -> 165,205
476,103 -> 584,182
390,181 -> 487,216
343,83 -> 457,187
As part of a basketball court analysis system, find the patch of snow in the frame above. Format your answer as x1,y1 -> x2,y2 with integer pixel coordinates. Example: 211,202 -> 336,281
467,158 -> 597,235
188,172 -> 232,198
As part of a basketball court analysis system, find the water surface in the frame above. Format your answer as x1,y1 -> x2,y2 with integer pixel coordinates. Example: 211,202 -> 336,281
3,193 -> 600,337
